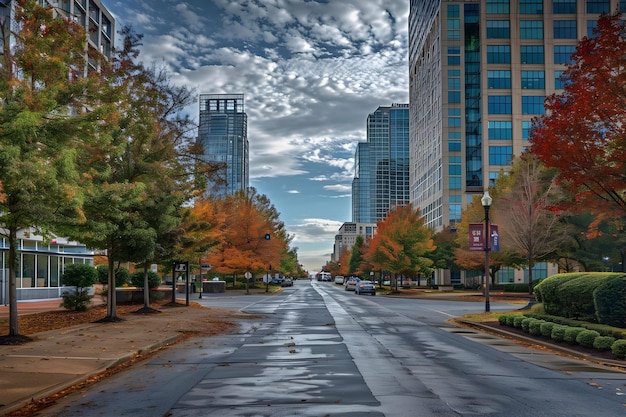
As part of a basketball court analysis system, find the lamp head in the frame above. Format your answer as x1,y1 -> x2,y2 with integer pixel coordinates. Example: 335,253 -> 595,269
481,190 -> 492,207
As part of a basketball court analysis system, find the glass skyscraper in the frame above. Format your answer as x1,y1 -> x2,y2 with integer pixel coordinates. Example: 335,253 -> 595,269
352,104 -> 410,223
408,0 -> 621,284
197,94 -> 249,197
409,0 -> 623,231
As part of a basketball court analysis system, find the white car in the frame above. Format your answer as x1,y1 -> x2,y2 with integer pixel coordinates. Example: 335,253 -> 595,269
345,277 -> 360,291
334,275 -> 345,285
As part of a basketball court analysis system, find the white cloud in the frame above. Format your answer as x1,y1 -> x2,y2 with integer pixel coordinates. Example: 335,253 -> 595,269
105,0 -> 409,272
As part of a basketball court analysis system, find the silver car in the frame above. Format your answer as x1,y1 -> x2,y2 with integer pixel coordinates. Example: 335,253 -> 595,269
355,280 -> 376,296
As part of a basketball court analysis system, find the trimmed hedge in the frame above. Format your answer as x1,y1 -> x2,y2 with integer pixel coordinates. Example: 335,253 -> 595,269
551,325 -> 567,343
563,327 -> 586,345
593,274 -> 626,328
594,336 -> 615,351
576,330 -> 600,348
529,319 -> 546,336
611,340 -> 626,359
539,322 -> 555,337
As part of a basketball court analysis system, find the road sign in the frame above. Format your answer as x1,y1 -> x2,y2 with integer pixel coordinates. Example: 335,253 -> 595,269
201,264 -> 211,270
244,271 -> 252,280
174,263 -> 187,272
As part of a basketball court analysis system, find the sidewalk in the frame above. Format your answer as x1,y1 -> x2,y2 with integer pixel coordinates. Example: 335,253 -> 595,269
0,297 -> 243,416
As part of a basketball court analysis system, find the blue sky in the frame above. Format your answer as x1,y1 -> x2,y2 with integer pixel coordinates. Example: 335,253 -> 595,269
103,0 -> 409,273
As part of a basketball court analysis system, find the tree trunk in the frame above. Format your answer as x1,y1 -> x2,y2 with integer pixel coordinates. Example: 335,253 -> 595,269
106,254 -> 118,319
143,263 -> 150,309
7,227 -> 18,336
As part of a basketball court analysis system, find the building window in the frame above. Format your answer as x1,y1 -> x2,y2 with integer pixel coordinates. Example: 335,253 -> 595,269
522,96 -> 545,114
449,165 -> 462,175
522,120 -> 532,140
587,0 -> 610,14
587,20 -> 598,38
449,141 -> 461,152
448,19 -> 460,40
521,70 -> 545,89
448,91 -> 461,103
520,0 -> 543,14
448,117 -> 461,127
448,55 -> 461,65
621,1 -> 626,13
520,45 -> 544,64
488,96 -> 512,114
489,146 -> 513,165
448,78 -> 461,90
488,121 -> 512,139
487,70 -> 512,89
554,70 -> 565,89
487,45 -> 511,64
449,177 -> 462,189
554,20 -> 577,38
554,45 -> 576,65
553,0 -> 576,13
489,171 -> 500,187
486,0 -> 510,14
487,20 -> 510,38
447,4 -> 460,18
520,20 -> 543,39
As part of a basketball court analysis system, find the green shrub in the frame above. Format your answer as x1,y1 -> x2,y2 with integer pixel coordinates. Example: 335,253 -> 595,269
563,327 -> 586,345
551,325 -> 567,342
95,265 -> 130,287
130,271 -> 161,289
513,315 -> 526,328
593,336 -> 616,351
506,315 -> 517,327
539,322 -> 555,337
498,314 -> 509,325
593,274 -> 626,328
558,274 -> 607,321
611,339 -> 626,359
521,317 -> 536,333
529,319 -> 546,336
576,329 -> 600,348
60,264 -> 97,311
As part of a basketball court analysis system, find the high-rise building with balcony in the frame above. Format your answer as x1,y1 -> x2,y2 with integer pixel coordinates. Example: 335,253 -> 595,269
1,0 -> 115,68
352,103 -> 410,223
408,0 -> 623,283
197,94 -> 249,197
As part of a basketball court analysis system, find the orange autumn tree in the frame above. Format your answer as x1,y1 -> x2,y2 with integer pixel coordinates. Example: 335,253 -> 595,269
207,188 -> 287,282
364,204 -> 436,289
177,197 -> 226,275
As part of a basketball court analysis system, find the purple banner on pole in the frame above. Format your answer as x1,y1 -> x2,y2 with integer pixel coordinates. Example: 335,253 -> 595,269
469,223 -> 484,251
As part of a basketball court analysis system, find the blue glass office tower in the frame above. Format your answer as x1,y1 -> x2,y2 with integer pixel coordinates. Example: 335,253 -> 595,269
352,104 -> 410,223
197,94 -> 249,197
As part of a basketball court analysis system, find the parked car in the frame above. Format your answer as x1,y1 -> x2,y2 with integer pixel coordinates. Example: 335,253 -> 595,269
334,275 -> 345,285
345,277 -> 360,291
355,280 -> 376,296
281,278 -> 293,287
270,277 -> 284,285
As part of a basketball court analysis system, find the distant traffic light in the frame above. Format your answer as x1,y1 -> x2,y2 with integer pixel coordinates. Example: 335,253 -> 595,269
264,233 -> 271,240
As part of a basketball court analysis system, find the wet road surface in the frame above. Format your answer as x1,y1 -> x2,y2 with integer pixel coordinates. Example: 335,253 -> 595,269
45,280 -> 626,416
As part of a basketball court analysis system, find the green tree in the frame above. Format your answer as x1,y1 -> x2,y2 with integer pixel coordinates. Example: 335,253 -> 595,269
60,264 -> 97,311
0,1 -> 105,338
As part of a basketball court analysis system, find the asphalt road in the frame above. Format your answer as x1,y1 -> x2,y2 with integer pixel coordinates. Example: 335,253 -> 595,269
44,280 -> 626,417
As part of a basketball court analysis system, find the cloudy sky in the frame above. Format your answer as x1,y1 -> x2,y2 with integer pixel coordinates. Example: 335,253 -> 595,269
104,0 -> 409,273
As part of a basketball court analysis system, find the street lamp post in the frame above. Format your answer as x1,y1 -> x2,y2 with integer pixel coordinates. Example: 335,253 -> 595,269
481,190 -> 492,313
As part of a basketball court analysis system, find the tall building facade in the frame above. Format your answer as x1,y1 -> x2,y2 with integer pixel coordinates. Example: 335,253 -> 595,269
6,1 -> 115,66
332,222 -> 378,263
352,103 -> 410,223
197,94 -> 249,197
409,0 -> 623,283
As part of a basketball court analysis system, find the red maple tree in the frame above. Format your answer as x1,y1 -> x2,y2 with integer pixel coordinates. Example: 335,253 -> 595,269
530,12 -> 626,218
